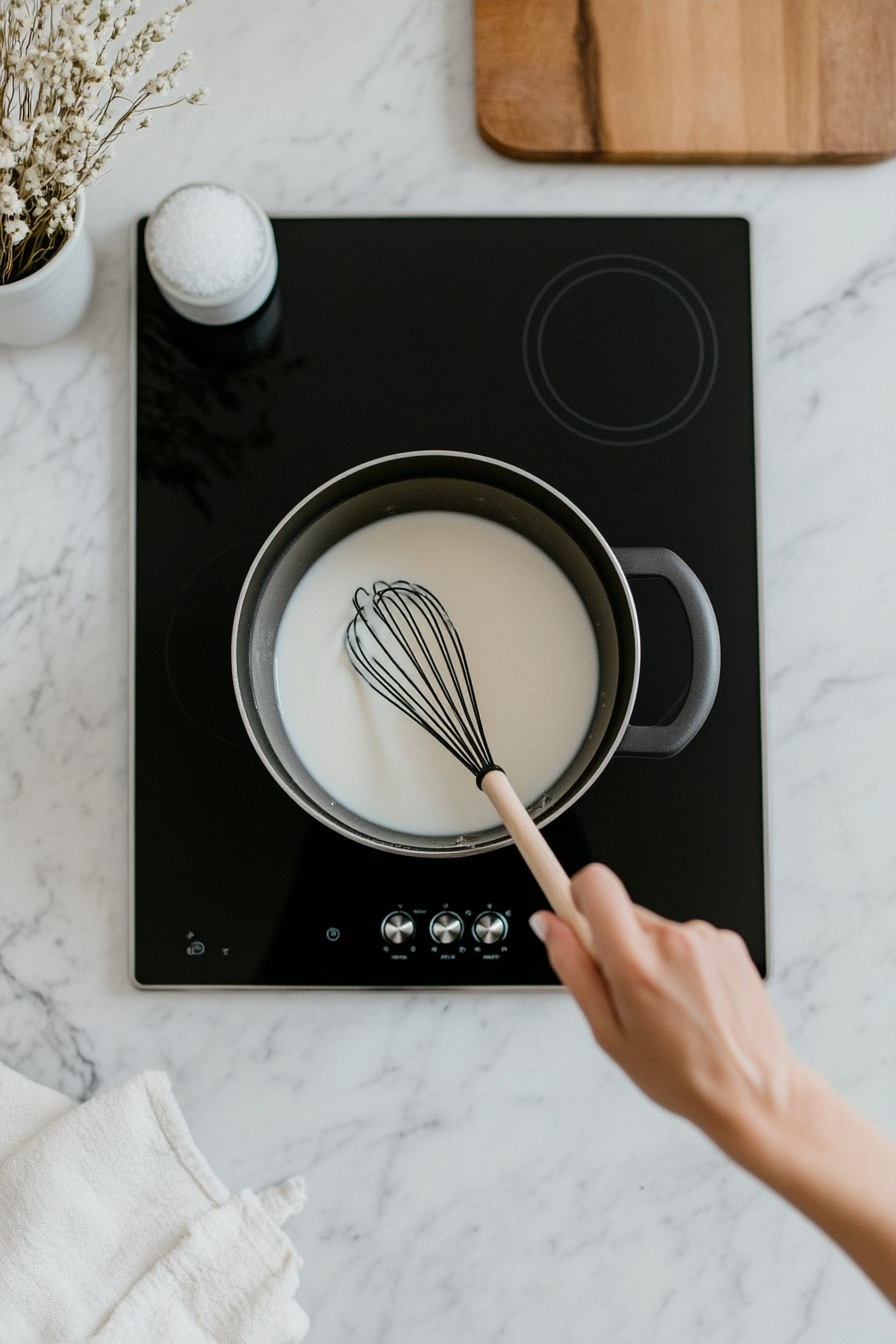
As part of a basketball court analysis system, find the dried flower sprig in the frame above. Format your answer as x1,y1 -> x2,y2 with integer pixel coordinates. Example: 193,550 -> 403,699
0,0 -> 207,283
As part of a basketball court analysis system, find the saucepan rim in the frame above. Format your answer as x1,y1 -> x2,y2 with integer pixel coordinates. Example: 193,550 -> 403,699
231,449 -> 641,856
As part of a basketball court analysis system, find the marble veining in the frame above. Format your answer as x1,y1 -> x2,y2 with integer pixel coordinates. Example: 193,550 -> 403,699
3,1 -> 896,1338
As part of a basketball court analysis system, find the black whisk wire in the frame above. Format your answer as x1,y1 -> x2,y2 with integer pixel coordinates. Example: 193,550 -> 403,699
345,580 -> 501,786
344,580 -> 587,943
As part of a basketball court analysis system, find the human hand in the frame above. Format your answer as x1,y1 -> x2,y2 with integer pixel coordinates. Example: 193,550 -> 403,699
533,864 -> 896,1308
530,863 -> 798,1166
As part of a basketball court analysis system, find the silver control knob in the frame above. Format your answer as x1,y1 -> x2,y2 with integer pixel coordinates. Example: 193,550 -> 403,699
474,912 -> 507,944
430,912 -> 463,944
382,912 -> 415,944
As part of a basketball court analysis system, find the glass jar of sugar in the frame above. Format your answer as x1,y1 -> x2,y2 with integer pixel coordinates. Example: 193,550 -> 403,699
144,183 -> 278,326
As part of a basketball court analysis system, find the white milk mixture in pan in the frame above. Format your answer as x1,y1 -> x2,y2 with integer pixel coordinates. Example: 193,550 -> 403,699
273,510 -> 599,836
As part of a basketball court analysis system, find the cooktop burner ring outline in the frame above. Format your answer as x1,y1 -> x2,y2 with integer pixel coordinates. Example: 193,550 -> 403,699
523,254 -> 719,446
539,269 -> 706,431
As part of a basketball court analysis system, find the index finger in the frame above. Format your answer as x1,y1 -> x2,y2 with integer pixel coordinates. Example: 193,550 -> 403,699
570,864 -> 649,979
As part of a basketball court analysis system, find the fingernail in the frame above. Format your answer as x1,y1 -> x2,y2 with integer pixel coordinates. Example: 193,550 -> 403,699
529,912 -> 548,943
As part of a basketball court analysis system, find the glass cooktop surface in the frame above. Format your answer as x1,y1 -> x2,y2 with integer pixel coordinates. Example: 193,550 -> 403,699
133,216 -> 765,987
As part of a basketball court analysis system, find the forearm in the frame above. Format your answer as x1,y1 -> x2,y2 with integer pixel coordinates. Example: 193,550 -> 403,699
720,1062 -> 896,1307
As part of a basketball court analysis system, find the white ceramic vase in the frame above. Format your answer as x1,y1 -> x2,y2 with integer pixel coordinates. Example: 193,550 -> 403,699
0,199 -> 94,347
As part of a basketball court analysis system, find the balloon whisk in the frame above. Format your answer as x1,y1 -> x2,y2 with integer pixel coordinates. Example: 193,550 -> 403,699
345,578 -> 594,951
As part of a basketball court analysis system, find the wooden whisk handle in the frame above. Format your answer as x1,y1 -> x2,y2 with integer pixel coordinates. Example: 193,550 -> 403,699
480,770 -> 595,956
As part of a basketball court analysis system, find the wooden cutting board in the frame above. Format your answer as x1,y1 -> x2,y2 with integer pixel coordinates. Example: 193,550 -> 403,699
475,0 -> 896,163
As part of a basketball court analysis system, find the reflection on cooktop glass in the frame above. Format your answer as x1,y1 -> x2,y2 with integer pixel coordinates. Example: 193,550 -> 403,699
133,217 -> 765,988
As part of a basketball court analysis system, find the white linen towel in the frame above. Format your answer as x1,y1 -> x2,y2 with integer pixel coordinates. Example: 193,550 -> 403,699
0,1064 -> 309,1344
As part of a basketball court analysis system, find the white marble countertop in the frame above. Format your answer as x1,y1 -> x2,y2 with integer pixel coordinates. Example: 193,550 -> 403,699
3,2 -> 896,1339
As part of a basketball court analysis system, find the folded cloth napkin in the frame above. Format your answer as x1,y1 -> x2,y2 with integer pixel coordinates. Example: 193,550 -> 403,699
0,1064 -> 309,1344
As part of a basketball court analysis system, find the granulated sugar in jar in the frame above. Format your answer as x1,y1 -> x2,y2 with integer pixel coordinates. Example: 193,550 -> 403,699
145,183 -> 277,325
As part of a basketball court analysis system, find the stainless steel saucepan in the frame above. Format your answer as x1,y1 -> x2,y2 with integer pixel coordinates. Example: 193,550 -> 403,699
232,451 -> 720,857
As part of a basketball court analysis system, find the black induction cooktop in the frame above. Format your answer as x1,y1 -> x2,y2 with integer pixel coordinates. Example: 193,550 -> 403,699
132,216 -> 766,988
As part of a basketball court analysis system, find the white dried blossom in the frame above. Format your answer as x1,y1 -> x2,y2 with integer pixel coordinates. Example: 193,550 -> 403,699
1,0 -> 206,282
21,166 -> 43,194
2,120 -> 29,147
0,184 -> 26,215
47,198 -> 74,232
143,72 -> 172,95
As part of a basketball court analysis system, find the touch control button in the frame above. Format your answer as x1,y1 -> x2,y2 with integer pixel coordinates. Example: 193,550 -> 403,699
474,913 -> 507,944
430,912 -> 463,944
382,912 -> 415,944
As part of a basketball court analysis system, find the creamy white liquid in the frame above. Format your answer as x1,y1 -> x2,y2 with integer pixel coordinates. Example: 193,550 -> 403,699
274,511 -> 598,836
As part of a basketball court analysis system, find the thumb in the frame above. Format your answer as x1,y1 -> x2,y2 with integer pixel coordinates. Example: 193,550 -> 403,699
533,911 -> 625,1060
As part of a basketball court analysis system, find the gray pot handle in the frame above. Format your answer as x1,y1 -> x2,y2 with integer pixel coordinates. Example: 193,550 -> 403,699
614,547 -> 721,758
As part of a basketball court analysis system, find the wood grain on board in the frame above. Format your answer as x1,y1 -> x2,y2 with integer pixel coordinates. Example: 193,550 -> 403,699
475,0 -> 896,163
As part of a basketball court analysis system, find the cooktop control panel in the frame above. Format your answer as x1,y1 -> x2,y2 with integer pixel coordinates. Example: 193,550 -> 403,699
381,906 -> 509,955
308,896 -> 521,986
244,872 -> 549,988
